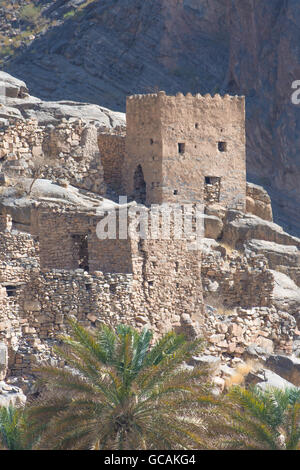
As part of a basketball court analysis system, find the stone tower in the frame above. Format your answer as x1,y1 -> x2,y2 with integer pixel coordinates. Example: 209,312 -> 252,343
124,91 -> 246,210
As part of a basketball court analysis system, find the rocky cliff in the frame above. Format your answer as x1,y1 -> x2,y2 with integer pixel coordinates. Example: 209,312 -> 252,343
2,0 -> 300,236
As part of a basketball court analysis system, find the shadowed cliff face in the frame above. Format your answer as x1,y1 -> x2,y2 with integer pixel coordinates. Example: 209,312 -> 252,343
226,0 -> 300,236
4,0 -> 300,235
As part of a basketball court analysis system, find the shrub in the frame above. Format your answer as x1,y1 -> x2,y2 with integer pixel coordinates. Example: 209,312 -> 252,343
19,3 -> 41,25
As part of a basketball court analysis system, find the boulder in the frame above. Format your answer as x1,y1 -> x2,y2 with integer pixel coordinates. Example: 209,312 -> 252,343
204,215 -> 223,240
245,239 -> 300,269
0,178 -> 126,228
188,355 -> 221,374
0,342 -> 7,381
0,71 -> 28,99
258,370 -> 298,391
205,204 -> 227,221
246,182 -> 273,222
243,344 -> 271,363
0,381 -> 26,408
255,337 -> 274,354
246,368 -> 298,391
200,238 -> 222,255
8,98 -> 126,127
222,211 -> 300,249
0,72 -> 125,128
0,104 -> 23,121
266,354 -> 300,387
271,270 -> 300,317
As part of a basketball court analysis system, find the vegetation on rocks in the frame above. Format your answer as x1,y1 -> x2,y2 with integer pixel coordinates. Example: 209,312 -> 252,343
225,387 -> 300,450
0,405 -> 31,450
1,323 -> 300,450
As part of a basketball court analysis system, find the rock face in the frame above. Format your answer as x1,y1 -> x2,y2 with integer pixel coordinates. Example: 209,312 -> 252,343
0,71 -> 125,127
223,211 -> 300,250
0,343 -> 26,407
246,183 -> 273,222
265,355 -> 300,387
245,240 -> 300,270
248,369 -> 298,392
0,341 -> 7,380
0,72 -> 28,99
271,270 -> 300,318
0,381 -> 26,407
3,0 -> 300,236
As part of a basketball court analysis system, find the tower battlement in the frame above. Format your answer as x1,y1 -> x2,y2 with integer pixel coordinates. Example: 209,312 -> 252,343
127,91 -> 245,103
126,92 -> 245,118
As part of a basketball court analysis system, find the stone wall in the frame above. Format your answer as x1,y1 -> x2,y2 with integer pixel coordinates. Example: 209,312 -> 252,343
0,208 -> 297,379
1,252 -> 202,376
98,129 -> 126,194
0,118 -> 107,195
203,307 -> 295,361
202,246 -> 274,310
0,204 -> 204,376
0,119 -> 44,175
124,92 -> 246,209
42,120 -> 106,194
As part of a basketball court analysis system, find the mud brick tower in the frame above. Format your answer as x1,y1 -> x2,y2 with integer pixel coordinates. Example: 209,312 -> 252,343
124,91 -> 246,210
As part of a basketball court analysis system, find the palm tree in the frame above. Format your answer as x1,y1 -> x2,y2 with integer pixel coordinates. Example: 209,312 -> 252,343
225,386 -> 300,450
0,405 -> 30,450
28,321 -> 222,450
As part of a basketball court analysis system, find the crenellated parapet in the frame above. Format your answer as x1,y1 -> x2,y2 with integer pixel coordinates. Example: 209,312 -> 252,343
127,90 -> 244,103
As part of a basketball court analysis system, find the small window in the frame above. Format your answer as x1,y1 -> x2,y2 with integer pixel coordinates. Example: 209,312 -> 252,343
178,143 -> 185,154
174,190 -> 178,195
150,138 -> 154,145
71,234 -> 89,272
218,142 -> 227,152
138,240 -> 145,252
205,176 -> 221,185
175,262 -> 179,272
109,284 -> 117,294
204,177 -> 221,203
195,123 -> 199,129
5,286 -> 17,297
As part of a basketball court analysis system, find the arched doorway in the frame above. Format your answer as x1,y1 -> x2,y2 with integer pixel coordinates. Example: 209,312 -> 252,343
133,165 -> 146,204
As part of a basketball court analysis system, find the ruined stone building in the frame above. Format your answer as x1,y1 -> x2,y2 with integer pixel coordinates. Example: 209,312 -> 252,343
124,92 -> 246,209
0,92 -> 299,382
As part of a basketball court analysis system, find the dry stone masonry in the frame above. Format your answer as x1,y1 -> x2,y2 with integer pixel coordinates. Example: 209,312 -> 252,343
0,91 -> 299,394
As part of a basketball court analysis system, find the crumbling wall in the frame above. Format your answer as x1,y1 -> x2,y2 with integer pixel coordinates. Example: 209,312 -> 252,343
0,118 -> 107,195
203,307 -> 295,360
202,247 -> 274,309
0,202 -> 204,376
98,129 -> 126,194
42,121 -> 106,194
0,119 -> 44,176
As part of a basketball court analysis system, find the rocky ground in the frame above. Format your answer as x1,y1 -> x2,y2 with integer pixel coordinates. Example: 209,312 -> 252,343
0,70 -> 125,126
